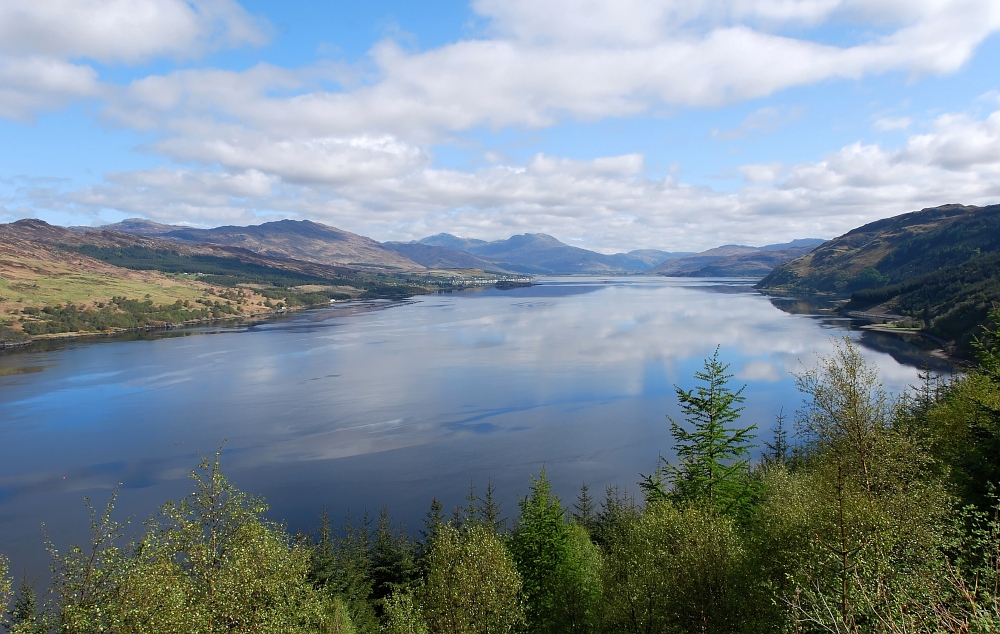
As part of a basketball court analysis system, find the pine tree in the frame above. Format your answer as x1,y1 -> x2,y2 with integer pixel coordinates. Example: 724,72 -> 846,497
8,578 -> 41,633
764,408 -> 789,466
462,481 -> 478,528
509,467 -> 570,633
642,346 -> 757,512
419,497 -> 447,566
371,507 -> 418,609
477,479 -> 506,533
572,482 -> 596,533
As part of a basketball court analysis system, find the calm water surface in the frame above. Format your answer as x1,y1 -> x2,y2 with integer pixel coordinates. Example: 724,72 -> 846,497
0,277 -> 951,575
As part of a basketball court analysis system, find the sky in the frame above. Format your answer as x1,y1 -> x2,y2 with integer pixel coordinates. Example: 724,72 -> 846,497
1,0 -> 999,253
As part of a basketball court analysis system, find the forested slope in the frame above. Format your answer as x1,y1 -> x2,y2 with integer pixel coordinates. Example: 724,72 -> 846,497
758,203 -> 1000,348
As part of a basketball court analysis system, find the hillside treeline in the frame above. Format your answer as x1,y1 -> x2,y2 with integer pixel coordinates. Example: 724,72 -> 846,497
3,319 -> 1000,633
758,205 -> 1000,351
847,252 -> 1000,347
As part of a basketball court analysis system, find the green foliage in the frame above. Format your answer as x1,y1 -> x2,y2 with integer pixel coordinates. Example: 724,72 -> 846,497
795,338 -> 893,492
509,468 -> 601,633
571,482 -> 597,534
6,578 -> 41,634
69,244 -> 342,288
46,453 -> 341,633
381,590 -> 426,634
19,296 -> 225,335
642,347 -> 757,513
310,510 -> 380,633
848,252 -> 1000,347
0,326 -> 30,345
474,480 -> 506,533
420,524 -> 523,634
371,508 -> 420,609
589,485 -> 639,549
600,502 -> 749,633
913,311 -> 1000,510
0,556 -> 11,630
509,468 -> 570,632
755,460 -> 953,633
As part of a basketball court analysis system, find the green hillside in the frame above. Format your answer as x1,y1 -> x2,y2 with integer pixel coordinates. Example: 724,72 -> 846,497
758,204 -> 1000,292
846,252 -> 1000,346
757,203 -> 1000,347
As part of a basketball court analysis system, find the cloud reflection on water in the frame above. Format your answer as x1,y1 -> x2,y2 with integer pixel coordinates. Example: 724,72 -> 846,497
0,277 -> 950,577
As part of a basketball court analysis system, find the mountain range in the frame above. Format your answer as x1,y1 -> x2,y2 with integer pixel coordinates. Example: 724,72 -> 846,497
84,219 -> 421,271
397,233 -> 691,274
8,204 -> 1000,349
82,220 -> 825,277
400,233 -> 822,276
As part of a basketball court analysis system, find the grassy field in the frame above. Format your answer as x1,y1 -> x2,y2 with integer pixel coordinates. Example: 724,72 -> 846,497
0,245 -> 273,338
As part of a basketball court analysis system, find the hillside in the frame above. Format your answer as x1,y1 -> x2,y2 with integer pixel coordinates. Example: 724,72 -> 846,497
8,219 -> 361,282
0,220 -> 449,344
757,203 -> 1000,349
0,223 -> 277,344
651,240 -> 825,277
757,204 -> 999,293
97,218 -> 424,271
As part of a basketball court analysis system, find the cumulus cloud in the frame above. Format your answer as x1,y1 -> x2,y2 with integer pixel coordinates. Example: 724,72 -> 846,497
0,0 -> 268,63
0,56 -> 101,120
30,104 -> 1000,253
96,0 -> 1000,143
0,0 -> 267,120
5,0 -> 1000,251
739,163 -> 784,183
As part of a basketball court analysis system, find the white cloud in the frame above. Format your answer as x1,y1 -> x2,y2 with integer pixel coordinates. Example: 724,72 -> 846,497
739,163 -> 784,183
97,0 -> 1000,143
152,128 -> 430,185
5,0 -> 1000,251
30,104 -> 1000,253
0,0 -> 267,121
0,0 -> 268,63
0,56 -> 101,120
872,116 -> 912,131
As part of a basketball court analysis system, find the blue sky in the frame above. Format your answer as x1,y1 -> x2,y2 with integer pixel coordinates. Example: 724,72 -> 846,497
1,0 -> 999,252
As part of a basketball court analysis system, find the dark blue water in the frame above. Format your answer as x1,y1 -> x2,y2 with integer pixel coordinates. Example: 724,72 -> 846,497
0,277 -> 950,576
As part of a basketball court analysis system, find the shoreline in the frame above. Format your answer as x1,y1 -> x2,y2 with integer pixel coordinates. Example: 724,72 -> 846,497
1,307 -> 286,350
1,277 -> 539,352
0,297 -> 364,351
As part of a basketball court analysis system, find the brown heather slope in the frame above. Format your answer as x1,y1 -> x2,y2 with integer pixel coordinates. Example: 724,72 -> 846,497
0,229 -> 274,337
4,219 -> 361,281
97,218 -> 424,271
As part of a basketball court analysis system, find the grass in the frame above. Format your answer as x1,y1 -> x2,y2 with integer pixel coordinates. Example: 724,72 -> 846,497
0,252 -> 274,339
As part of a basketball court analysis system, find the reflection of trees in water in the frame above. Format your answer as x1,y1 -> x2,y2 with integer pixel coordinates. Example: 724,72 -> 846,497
761,292 -> 843,316
855,330 -> 954,373
760,291 -> 954,372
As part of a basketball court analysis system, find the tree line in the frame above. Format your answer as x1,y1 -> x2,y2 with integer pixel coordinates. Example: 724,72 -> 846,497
3,314 -> 1000,633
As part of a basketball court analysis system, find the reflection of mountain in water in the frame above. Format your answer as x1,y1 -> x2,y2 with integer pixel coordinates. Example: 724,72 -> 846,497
759,292 -> 953,372
683,281 -> 759,295
475,281 -> 605,299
